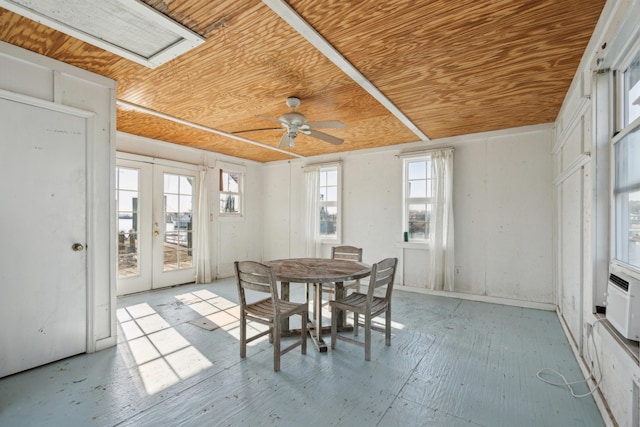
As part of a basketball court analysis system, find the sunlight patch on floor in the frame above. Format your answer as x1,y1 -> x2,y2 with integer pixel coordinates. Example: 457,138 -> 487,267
117,303 -> 213,395
177,289 -> 270,346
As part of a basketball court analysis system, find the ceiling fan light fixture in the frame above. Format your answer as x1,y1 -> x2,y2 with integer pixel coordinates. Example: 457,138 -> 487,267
262,97 -> 345,149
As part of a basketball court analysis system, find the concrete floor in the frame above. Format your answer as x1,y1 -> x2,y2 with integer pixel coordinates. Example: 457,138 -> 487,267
0,277 -> 604,426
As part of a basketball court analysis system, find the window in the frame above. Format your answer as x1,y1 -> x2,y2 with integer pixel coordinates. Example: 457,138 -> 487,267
219,170 -> 242,216
613,49 -> 640,272
319,165 -> 340,241
403,156 -> 433,241
613,127 -> 640,270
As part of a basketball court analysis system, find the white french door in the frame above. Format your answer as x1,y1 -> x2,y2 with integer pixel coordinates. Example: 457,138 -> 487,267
116,156 -> 199,295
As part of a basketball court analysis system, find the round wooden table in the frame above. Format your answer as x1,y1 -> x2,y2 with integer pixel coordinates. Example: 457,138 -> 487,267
266,258 -> 371,352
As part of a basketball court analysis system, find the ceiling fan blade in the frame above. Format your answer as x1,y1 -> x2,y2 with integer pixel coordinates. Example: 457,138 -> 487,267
257,115 -> 285,125
307,129 -> 343,145
278,132 -> 290,149
307,120 -> 345,129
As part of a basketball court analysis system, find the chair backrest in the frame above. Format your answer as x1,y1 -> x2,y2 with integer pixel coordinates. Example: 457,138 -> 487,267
234,261 -> 280,314
331,245 -> 363,262
366,258 -> 398,304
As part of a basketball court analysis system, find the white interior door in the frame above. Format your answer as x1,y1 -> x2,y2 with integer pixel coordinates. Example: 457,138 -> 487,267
0,96 -> 87,378
116,158 -> 197,295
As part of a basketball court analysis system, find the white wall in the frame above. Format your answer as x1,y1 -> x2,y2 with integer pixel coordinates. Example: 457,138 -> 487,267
0,41 -> 117,352
553,0 -> 640,425
116,132 -> 263,279
262,124 -> 554,305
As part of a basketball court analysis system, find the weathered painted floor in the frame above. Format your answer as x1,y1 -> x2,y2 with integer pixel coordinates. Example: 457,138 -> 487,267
0,278 -> 604,426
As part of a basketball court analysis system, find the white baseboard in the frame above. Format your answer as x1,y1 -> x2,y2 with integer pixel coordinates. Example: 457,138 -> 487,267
395,284 -> 557,311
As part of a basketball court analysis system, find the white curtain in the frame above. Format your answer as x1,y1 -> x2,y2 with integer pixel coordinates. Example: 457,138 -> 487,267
194,168 -> 212,283
429,149 -> 455,291
303,167 -> 321,257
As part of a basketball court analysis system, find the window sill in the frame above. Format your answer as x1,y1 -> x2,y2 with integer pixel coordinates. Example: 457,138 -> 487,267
396,242 -> 429,250
218,215 -> 244,222
321,239 -> 341,246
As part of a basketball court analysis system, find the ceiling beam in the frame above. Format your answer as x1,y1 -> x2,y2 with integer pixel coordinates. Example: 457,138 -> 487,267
116,100 -> 304,159
262,0 -> 429,142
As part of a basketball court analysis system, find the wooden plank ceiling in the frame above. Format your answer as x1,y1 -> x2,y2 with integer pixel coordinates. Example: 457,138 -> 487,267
0,0 -> 605,163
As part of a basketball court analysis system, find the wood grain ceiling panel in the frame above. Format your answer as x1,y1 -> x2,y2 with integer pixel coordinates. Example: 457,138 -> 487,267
1,0 -> 605,161
116,107 -> 293,163
287,0 -> 606,139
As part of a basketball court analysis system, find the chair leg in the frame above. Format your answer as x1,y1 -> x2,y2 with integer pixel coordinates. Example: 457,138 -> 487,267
385,307 -> 391,346
273,321 -> 281,372
331,306 -> 338,349
364,315 -> 372,361
240,312 -> 247,358
353,312 -> 359,336
301,312 -> 307,355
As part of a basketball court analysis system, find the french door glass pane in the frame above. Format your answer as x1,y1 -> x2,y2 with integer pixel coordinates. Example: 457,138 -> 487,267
116,167 -> 140,278
163,172 -> 193,272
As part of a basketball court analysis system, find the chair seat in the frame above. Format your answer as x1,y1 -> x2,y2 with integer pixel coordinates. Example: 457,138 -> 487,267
329,292 -> 388,315
246,298 -> 308,320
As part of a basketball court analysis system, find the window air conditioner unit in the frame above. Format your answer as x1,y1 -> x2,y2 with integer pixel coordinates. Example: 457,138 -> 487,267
606,265 -> 640,341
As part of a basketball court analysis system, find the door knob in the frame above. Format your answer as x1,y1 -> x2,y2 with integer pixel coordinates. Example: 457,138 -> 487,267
72,243 -> 85,252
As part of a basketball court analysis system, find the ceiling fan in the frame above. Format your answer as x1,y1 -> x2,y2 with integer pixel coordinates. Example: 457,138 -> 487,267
257,97 -> 345,148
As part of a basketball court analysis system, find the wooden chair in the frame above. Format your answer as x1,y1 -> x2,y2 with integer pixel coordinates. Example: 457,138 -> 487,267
234,261 -> 307,372
330,257 -> 398,361
332,245 -> 363,288
306,245 -> 363,311
326,245 -> 363,296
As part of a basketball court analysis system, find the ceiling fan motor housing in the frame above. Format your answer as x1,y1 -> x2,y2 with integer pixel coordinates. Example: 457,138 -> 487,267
254,96 -> 344,149
280,112 -> 306,127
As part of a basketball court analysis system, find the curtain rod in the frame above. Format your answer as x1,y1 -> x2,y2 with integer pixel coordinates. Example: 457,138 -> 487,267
303,159 -> 342,168
395,146 -> 454,158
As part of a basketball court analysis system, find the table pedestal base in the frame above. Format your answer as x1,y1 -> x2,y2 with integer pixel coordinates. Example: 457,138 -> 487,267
282,324 -> 354,353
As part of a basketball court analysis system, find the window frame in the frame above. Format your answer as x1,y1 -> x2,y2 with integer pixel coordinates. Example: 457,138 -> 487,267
318,163 -> 342,244
611,42 -> 640,276
402,155 -> 433,243
219,168 -> 243,219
